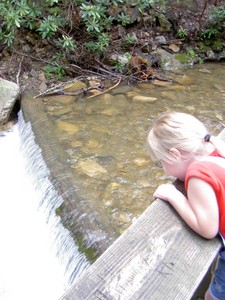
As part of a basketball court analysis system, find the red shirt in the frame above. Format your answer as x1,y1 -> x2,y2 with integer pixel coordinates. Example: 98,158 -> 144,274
185,150 -> 225,239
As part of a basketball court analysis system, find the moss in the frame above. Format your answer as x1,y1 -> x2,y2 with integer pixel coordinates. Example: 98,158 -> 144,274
75,232 -> 99,263
197,41 -> 211,54
55,202 -> 100,263
212,40 -> 224,52
55,204 -> 64,216
174,53 -> 192,64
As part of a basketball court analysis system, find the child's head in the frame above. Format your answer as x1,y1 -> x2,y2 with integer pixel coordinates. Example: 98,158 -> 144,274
147,111 -> 210,164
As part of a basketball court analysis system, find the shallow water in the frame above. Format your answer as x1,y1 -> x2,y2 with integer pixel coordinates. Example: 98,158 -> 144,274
23,62 -> 225,236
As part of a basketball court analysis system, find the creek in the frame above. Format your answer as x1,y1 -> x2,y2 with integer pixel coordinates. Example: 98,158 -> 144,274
0,62 -> 224,299
21,62 -> 225,239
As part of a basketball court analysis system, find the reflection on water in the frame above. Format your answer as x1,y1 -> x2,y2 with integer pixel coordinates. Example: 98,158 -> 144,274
23,62 -> 225,236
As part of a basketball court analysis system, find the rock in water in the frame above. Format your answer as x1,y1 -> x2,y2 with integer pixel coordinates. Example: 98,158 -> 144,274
0,78 -> 20,125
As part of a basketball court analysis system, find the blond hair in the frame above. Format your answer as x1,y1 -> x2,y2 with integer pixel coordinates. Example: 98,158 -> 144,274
147,112 -> 213,163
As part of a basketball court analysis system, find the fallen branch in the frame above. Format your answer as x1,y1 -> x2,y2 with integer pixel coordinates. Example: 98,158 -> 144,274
16,55 -> 24,89
33,84 -> 103,98
87,77 -> 122,99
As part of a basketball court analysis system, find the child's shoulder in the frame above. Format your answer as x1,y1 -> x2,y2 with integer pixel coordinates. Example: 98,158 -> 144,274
200,156 -> 225,169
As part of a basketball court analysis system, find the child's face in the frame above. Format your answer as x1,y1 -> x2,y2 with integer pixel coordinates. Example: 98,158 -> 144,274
161,153 -> 194,181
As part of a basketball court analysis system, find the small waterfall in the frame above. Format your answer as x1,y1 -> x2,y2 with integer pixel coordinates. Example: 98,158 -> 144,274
0,111 -> 90,300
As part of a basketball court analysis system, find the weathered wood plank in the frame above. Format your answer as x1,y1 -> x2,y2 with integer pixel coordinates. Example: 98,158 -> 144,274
218,128 -> 225,141
60,200 -> 221,300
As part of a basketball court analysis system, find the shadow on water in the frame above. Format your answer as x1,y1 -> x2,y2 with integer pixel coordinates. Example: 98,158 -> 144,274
20,62 -> 225,288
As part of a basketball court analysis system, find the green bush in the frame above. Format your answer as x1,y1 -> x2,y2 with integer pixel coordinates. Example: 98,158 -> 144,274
0,0 -> 162,48
0,0 -> 41,46
200,4 -> 225,40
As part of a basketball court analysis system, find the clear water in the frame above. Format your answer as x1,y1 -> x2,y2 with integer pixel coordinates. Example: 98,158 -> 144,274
25,62 -> 225,236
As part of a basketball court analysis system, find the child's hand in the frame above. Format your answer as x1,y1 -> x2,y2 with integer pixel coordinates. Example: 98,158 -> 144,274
153,183 -> 180,203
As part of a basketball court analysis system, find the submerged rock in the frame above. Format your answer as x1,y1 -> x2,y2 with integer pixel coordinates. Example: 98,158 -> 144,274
137,83 -> 156,89
132,95 -> 157,103
100,107 -> 121,116
47,106 -> 72,116
161,91 -> 177,101
56,120 -> 79,133
133,157 -> 150,167
76,159 -> 108,178
214,84 -> 225,93
173,74 -> 194,85
167,84 -> 187,90
63,81 -> 87,91
198,68 -> 211,74
85,139 -> 100,149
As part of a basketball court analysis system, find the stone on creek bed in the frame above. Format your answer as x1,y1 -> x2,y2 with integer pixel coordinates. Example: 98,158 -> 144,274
56,120 -> 79,133
132,95 -> 157,103
75,159 -> 108,178
0,78 -> 20,125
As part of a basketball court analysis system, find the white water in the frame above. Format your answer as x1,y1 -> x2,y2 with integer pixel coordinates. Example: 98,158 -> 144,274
0,120 -> 89,300
0,123 -> 66,299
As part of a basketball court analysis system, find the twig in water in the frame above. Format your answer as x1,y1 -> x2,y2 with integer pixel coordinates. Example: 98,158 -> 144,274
87,77 -> 122,99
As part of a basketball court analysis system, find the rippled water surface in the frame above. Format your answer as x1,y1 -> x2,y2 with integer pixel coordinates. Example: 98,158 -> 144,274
25,62 -> 225,235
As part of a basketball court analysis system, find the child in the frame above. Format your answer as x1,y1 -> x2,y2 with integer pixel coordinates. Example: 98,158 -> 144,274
147,111 -> 225,300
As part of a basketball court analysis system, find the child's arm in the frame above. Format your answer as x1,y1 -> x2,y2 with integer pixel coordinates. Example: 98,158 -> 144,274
153,179 -> 219,239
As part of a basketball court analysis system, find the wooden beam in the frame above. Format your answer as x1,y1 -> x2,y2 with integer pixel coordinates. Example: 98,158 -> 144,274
60,200 -> 221,300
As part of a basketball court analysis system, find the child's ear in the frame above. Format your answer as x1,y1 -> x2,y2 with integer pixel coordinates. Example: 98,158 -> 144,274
169,148 -> 181,159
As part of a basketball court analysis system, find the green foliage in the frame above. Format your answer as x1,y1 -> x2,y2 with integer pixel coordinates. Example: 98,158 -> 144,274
115,53 -> 131,74
210,4 -> 225,28
115,61 -> 126,73
38,15 -> 60,39
44,64 -> 66,80
84,33 -> 111,54
187,49 -> 196,59
1,0 -> 222,77
200,4 -> 225,40
95,0 -> 124,6
0,0 -> 163,49
198,57 -> 204,64
117,12 -> 131,27
176,26 -> 188,38
123,34 -> 137,46
0,0 -> 40,45
56,35 -> 77,52
201,28 -> 220,39
80,3 -> 113,35
135,0 -> 155,13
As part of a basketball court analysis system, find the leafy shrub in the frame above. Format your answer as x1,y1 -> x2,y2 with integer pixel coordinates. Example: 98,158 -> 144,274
0,0 -> 41,46
200,4 -> 225,40
44,64 -> 66,80
176,26 -> 188,39
38,15 -> 61,39
84,33 -> 111,54
0,0 -> 163,48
